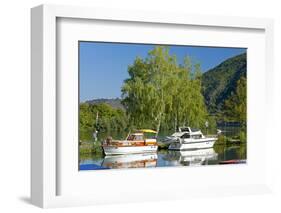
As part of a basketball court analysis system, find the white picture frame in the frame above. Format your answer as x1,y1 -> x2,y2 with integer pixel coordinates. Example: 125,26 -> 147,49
31,4 -> 274,208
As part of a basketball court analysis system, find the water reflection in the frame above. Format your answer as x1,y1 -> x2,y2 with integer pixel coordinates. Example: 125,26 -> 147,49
79,147 -> 243,170
79,126 -> 246,170
102,153 -> 157,169
162,148 -> 218,166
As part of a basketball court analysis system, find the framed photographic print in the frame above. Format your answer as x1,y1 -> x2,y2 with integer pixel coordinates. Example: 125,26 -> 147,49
78,41 -> 247,170
31,4 -> 274,208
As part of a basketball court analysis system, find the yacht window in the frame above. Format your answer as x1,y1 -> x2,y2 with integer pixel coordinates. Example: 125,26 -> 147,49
192,135 -> 202,139
181,133 -> 190,139
180,127 -> 189,132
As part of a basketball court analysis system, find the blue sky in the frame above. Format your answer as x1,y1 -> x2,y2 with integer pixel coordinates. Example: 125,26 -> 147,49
79,42 -> 246,102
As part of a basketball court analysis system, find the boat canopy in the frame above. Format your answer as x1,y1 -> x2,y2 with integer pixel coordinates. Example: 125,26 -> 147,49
138,129 -> 157,134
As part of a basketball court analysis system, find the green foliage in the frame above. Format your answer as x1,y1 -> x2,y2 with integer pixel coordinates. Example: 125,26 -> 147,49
239,131 -> 247,143
79,141 -> 103,154
216,135 -> 227,144
205,115 -> 217,134
202,53 -> 246,114
222,76 -> 246,126
79,103 -> 128,141
121,46 -> 208,132
86,98 -> 125,110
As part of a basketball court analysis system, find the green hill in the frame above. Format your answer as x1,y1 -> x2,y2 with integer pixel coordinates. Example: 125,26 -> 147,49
202,53 -> 246,114
85,98 -> 125,110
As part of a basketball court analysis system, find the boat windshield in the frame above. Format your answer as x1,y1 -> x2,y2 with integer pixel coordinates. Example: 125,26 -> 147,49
191,128 -> 200,132
127,134 -> 144,141
179,127 -> 189,132
127,135 -> 135,141
180,133 -> 190,139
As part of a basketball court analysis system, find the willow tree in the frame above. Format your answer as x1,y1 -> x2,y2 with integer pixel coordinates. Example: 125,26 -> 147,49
188,63 -> 208,127
122,46 -> 177,133
122,46 -> 208,133
167,58 -> 208,129
167,57 -> 191,130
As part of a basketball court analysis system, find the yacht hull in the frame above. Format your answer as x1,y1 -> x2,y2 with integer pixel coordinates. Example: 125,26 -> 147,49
168,138 -> 216,150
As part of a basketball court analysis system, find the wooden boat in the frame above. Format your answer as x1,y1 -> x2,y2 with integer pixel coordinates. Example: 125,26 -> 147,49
102,129 -> 158,155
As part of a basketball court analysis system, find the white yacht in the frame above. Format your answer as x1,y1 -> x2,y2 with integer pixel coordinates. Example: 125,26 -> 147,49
168,127 -> 217,150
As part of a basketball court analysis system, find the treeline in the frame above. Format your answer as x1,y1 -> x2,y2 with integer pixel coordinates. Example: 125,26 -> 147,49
121,46 -> 212,133
221,76 -> 246,127
201,53 -> 246,116
79,103 -> 128,140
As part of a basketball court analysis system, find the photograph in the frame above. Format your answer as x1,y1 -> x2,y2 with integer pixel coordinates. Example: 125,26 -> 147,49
78,41 -> 247,171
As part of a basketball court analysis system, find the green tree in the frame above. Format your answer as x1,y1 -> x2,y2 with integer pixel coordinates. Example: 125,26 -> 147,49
223,76 -> 246,126
79,103 -> 128,141
122,46 -> 176,133
122,46 -> 208,133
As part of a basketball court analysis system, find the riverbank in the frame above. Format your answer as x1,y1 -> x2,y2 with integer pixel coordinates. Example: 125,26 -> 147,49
79,134 -> 246,154
215,132 -> 246,145
79,141 -> 103,154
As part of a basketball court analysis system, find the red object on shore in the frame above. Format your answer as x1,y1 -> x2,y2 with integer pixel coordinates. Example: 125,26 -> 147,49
219,159 -> 246,164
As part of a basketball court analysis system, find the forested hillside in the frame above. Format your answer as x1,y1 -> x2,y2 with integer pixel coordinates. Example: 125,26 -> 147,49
202,53 -> 246,114
86,98 -> 124,110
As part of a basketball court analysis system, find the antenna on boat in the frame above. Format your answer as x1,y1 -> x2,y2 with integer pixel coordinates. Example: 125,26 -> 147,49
126,130 -> 131,140
92,111 -> 99,142
205,120 -> 209,136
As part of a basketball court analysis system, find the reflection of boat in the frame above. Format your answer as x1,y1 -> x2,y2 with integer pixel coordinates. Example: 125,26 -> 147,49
102,153 -> 157,169
167,127 -> 217,150
165,148 -> 218,166
102,129 -> 158,155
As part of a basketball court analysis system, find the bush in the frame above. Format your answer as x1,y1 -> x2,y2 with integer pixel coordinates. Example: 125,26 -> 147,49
239,131 -> 246,143
216,135 -> 227,144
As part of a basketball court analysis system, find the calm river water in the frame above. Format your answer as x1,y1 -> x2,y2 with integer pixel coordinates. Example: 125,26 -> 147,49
79,127 -> 246,171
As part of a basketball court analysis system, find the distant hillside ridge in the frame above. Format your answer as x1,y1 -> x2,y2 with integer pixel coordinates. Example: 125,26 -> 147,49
85,98 -> 125,110
202,53 -> 246,113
